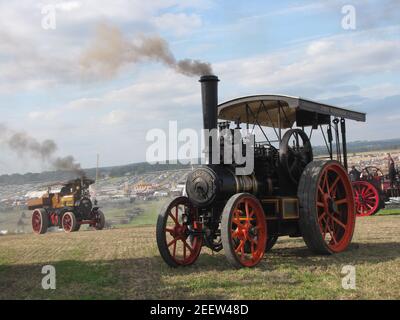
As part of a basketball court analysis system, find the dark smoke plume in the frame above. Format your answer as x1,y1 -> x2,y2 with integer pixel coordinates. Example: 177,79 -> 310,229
0,124 -> 84,177
80,23 -> 213,78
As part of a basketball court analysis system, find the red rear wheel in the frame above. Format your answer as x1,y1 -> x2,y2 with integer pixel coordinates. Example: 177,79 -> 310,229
352,181 -> 380,217
221,193 -> 267,268
298,161 -> 356,254
32,209 -> 48,234
156,197 -> 202,267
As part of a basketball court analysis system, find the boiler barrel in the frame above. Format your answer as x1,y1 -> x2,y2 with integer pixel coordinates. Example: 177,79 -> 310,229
186,165 -> 258,208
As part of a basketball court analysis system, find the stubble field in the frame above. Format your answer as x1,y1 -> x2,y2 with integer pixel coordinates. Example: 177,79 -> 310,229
0,213 -> 399,300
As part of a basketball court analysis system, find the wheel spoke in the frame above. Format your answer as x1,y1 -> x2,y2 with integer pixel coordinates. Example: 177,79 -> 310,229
245,201 -> 250,219
184,240 -> 194,254
168,238 -> 178,248
168,211 -> 180,226
335,198 -> 348,205
329,176 -> 340,196
329,213 -> 347,229
172,240 -> 177,257
182,239 -> 187,259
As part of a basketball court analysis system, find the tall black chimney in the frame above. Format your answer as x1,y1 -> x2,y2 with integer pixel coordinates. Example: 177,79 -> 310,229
199,75 -> 219,164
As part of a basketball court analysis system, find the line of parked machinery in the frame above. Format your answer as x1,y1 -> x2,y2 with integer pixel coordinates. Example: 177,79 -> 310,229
350,158 -> 400,217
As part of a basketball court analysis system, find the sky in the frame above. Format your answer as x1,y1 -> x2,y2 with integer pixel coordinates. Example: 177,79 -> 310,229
0,0 -> 399,174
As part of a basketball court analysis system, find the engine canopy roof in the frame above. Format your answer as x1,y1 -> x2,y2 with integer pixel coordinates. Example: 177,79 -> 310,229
218,95 -> 366,129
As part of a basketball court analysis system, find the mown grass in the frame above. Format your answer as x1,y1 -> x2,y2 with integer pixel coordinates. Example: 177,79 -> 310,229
0,214 -> 399,300
377,208 -> 400,216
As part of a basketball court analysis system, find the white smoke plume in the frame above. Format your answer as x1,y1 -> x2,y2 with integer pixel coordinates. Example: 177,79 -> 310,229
80,22 -> 213,79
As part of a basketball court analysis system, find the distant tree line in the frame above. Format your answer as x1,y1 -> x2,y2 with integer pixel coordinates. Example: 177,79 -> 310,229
313,138 -> 400,156
1,138 -> 400,185
0,161 -> 193,185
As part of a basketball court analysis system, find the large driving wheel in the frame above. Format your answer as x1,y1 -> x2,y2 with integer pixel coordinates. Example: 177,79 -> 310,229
156,196 -> 203,267
62,212 -> 77,233
352,181 -> 380,217
298,161 -> 356,254
32,209 -> 49,235
221,193 -> 267,268
280,129 -> 313,184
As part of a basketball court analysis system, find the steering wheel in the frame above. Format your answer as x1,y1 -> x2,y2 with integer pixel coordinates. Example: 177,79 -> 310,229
279,129 -> 313,184
360,166 -> 384,181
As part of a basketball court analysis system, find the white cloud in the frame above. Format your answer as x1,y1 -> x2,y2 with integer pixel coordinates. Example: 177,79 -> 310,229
216,32 -> 400,101
55,1 -> 82,12
101,110 -> 129,125
0,1 -> 211,93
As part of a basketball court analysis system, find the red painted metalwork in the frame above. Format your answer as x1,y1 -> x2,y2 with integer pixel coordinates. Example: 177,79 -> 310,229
352,181 -> 380,217
229,195 -> 267,267
62,213 -> 73,233
32,210 -> 42,234
164,198 -> 202,266
316,162 -> 355,253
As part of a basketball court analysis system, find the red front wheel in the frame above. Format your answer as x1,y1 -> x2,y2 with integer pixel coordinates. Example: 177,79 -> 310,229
156,197 -> 203,267
352,181 -> 380,217
221,193 -> 267,268
62,212 -> 77,233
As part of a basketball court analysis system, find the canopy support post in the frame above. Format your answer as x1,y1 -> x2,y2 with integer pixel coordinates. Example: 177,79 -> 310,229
341,118 -> 348,170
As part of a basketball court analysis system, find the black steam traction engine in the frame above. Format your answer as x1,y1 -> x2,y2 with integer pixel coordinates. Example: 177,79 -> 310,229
156,75 -> 366,268
28,178 -> 105,234
352,166 -> 400,217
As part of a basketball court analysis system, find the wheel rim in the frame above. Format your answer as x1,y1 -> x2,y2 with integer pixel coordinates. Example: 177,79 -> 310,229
229,196 -> 267,267
63,214 -> 72,232
32,210 -> 42,233
353,181 -> 379,217
164,199 -> 202,266
316,163 -> 355,252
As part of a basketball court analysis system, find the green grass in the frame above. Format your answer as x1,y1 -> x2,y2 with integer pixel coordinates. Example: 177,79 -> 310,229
0,215 -> 399,300
109,198 -> 168,228
377,208 -> 400,216
128,199 -> 167,226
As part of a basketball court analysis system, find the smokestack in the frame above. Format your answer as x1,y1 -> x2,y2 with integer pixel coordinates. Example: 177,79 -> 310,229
199,75 -> 219,164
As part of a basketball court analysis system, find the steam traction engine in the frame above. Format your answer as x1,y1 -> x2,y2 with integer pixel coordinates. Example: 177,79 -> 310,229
28,178 -> 105,234
352,166 -> 400,216
156,75 -> 366,268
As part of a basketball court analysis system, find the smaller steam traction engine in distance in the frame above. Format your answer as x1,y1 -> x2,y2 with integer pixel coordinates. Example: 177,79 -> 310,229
352,165 -> 400,217
156,75 -> 366,268
28,178 -> 105,234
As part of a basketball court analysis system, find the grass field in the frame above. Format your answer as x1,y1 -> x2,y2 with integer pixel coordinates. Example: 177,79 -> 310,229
0,212 -> 399,300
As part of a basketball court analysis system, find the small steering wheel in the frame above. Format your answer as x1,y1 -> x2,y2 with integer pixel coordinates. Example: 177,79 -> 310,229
360,166 -> 384,181
279,129 -> 313,184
